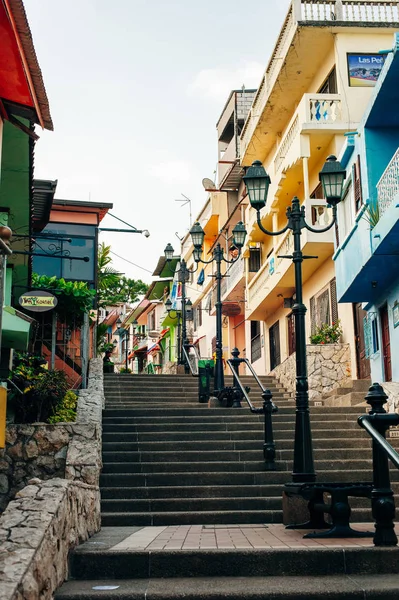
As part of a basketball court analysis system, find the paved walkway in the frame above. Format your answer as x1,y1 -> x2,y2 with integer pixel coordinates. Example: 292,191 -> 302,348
82,523 -> 396,553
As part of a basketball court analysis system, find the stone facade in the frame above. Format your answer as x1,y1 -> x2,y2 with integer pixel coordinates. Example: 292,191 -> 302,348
0,358 -> 103,600
0,478 -> 99,600
271,344 -> 351,401
382,382 -> 399,413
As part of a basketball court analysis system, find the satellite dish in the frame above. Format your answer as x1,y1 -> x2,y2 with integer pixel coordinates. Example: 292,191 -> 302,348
202,178 -> 216,190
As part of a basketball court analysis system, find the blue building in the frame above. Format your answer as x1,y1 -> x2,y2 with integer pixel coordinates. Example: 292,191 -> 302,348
334,33 -> 399,384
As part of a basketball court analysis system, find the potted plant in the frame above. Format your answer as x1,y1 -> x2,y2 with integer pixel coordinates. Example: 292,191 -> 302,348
309,320 -> 343,345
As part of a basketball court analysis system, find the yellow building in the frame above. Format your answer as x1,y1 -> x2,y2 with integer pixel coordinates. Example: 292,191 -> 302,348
240,0 -> 399,377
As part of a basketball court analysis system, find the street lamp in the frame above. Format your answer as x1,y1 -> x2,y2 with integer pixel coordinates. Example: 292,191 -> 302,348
116,317 -> 133,371
165,296 -> 193,365
164,247 -> 196,370
190,221 -> 247,396
243,155 -> 346,483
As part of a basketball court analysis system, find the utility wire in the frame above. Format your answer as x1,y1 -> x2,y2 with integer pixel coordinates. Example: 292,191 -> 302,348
109,250 -> 153,274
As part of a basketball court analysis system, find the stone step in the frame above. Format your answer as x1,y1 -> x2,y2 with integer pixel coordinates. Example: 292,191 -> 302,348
101,428 -> 369,440
101,447 -> 375,463
101,497 -> 283,512
101,437 -> 376,451
99,482 -> 399,500
100,470 -> 399,487
100,510 -> 284,526
54,573 -> 399,600
66,544 -> 399,580
100,458 -> 378,474
100,484 -> 284,499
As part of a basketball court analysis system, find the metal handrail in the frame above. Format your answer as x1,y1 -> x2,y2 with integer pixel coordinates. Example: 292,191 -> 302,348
358,415 -> 399,470
226,351 -> 277,470
182,343 -> 200,377
227,357 -> 278,413
357,383 -> 399,546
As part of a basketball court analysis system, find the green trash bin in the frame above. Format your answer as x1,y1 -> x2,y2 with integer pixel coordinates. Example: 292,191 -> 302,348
198,359 -> 214,403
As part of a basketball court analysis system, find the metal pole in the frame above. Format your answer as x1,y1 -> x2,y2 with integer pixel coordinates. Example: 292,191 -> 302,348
290,197 -> 316,483
0,255 -> 6,363
214,244 -> 224,394
180,261 -> 189,371
81,311 -> 89,388
51,310 -> 57,370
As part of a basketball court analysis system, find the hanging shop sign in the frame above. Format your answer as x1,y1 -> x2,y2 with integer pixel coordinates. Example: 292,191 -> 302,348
347,53 -> 386,87
19,290 -> 58,312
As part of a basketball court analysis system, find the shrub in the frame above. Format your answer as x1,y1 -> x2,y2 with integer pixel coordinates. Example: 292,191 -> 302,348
309,320 -> 343,345
119,367 -> 132,374
48,390 -> 78,423
10,354 -> 70,423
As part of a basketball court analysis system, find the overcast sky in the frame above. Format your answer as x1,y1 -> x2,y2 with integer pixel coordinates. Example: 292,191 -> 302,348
24,0 -> 291,283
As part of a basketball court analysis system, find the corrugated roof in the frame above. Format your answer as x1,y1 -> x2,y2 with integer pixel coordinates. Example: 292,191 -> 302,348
5,0 -> 53,130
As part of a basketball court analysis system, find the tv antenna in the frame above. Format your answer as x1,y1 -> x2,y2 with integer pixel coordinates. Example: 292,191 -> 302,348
175,193 -> 192,228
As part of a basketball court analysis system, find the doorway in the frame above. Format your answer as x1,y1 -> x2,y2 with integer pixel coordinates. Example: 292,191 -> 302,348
269,320 -> 281,370
353,303 -> 371,379
380,303 -> 392,382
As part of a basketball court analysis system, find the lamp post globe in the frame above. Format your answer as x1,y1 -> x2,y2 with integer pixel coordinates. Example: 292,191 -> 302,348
165,298 -> 172,312
190,222 -> 205,249
232,221 -> 247,249
319,155 -> 346,207
243,160 -> 271,211
164,243 -> 174,261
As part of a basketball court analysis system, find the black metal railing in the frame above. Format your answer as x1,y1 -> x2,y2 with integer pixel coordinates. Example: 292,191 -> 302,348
182,343 -> 200,377
226,348 -> 278,470
358,382 -> 399,547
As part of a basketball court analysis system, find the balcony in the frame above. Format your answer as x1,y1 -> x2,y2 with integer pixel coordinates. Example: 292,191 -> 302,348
240,0 -> 399,165
335,147 -> 399,304
221,255 -> 245,305
247,201 -> 334,320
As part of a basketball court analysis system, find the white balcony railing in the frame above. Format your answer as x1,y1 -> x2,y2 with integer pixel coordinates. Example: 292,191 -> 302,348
377,146 -> 399,216
301,0 -> 399,22
222,256 -> 244,299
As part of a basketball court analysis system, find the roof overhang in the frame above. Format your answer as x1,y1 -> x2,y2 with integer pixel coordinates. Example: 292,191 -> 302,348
2,305 -> 35,350
0,0 -> 53,130
32,179 -> 58,232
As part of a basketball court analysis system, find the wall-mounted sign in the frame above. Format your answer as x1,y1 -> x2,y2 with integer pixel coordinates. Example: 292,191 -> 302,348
19,290 -> 58,312
269,257 -> 275,276
347,53 -> 386,87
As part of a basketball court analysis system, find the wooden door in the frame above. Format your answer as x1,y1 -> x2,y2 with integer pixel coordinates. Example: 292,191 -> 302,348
269,321 -> 281,370
380,304 -> 392,382
353,303 -> 371,380
287,313 -> 296,356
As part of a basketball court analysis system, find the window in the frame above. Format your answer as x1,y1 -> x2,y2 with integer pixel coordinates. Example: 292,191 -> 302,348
353,155 -> 363,213
198,301 -> 202,327
249,243 -> 261,272
309,278 -> 338,335
318,68 -> 337,94
364,313 -> 379,358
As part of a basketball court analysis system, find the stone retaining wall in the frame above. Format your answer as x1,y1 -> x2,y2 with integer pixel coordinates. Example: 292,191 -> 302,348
0,358 -> 104,600
271,344 -> 351,401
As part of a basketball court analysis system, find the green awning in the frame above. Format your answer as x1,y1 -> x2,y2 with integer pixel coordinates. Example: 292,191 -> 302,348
1,306 -> 35,351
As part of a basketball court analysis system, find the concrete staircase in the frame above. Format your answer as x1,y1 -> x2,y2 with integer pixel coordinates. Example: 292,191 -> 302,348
321,379 -> 371,407
55,373 -> 399,599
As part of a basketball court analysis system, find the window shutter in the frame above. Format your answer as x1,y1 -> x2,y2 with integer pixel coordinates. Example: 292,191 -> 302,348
330,278 -> 338,324
310,295 -> 316,335
353,155 -> 363,213
363,315 -> 371,359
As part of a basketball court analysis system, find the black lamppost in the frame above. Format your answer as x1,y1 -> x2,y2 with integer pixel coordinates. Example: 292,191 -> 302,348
243,155 -> 346,483
189,221 -> 247,395
164,245 -> 195,370
165,296 -> 193,365
116,317 -> 137,371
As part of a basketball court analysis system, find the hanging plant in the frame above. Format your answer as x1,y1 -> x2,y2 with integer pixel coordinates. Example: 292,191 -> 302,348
31,274 -> 96,325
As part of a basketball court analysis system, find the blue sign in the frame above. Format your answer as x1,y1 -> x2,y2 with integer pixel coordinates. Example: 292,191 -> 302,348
269,257 -> 275,275
347,53 -> 385,87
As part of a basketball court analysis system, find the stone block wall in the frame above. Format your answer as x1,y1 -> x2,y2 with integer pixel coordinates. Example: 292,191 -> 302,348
271,343 -> 351,401
0,358 -> 104,600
